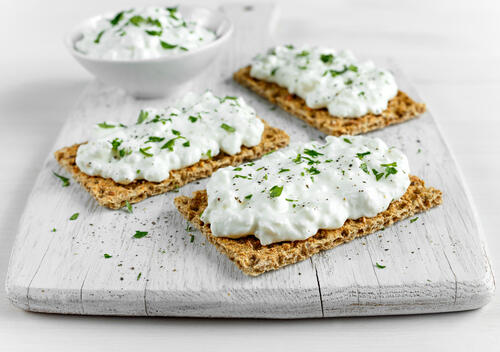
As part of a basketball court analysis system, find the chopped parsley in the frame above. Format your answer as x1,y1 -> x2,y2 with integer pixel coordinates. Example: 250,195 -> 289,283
348,65 -> 358,72
320,54 -> 334,64
94,30 -> 105,44
145,136 -> 165,143
53,172 -> 70,187
245,194 -> 252,200
98,122 -> 115,129
305,166 -> 320,175
271,67 -> 279,76
69,213 -> 79,221
375,262 -> 386,269
145,29 -> 162,36
137,272 -> 142,280
188,115 -> 198,123
125,200 -> 133,213
233,167 -> 243,171
372,169 -> 384,181
303,149 -> 323,158
410,217 -> 419,223
220,123 -> 236,133
343,138 -> 352,144
139,147 -> 153,157
356,151 -> 371,159
381,162 -> 398,178
360,163 -> 369,174
104,253 -> 112,259
203,149 -> 212,159
269,185 -> 283,198
137,110 -> 149,124
182,141 -> 190,147
296,50 -> 309,57
285,44 -> 294,49
279,168 -> 290,173
109,11 -> 124,26
160,41 -> 177,49
110,138 -> 122,151
133,231 -> 148,239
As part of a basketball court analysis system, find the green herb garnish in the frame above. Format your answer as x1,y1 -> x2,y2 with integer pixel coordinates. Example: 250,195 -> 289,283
269,185 -> 283,198
182,141 -> 190,147
69,213 -> 79,221
110,11 -> 124,26
356,151 -> 371,159
145,136 -> 165,143
245,194 -> 252,200
104,253 -> 112,259
360,163 -> 370,174
305,166 -> 320,175
137,272 -> 142,280
53,172 -> 70,187
320,54 -> 334,64
98,122 -> 115,129
372,169 -> 384,181
188,115 -> 198,123
278,168 -> 290,173
137,110 -> 149,124
145,29 -> 162,36
375,262 -> 386,269
296,50 -> 309,57
160,41 -> 177,49
94,30 -> 105,44
303,149 -> 323,158
410,217 -> 419,223
220,123 -> 236,133
133,231 -> 148,239
125,200 -> 133,213
139,147 -> 153,157
343,138 -> 352,144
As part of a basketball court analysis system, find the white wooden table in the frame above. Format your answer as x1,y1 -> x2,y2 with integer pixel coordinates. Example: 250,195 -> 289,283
1,0 -> 499,350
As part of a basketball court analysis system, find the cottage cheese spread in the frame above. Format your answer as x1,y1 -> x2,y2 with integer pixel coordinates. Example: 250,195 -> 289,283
250,45 -> 398,118
76,92 -> 264,184
201,135 -> 410,245
75,7 -> 216,60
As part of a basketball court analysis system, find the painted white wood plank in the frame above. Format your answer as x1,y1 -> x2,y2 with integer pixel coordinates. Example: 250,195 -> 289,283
4,3 -> 494,318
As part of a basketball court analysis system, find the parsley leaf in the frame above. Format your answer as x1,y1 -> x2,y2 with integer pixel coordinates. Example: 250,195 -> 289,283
320,54 -> 334,64
410,217 -> 419,223
133,231 -> 148,239
109,11 -> 124,26
220,123 -> 236,133
182,141 -> 190,147
139,147 -> 153,157
160,41 -> 177,49
125,200 -> 133,213
94,30 -> 105,44
104,253 -> 112,259
145,136 -> 165,143
343,138 -> 352,144
356,151 -> 371,159
98,122 -> 115,129
245,194 -> 252,200
360,163 -> 370,174
269,185 -> 283,198
303,149 -> 323,158
53,172 -> 70,187
69,213 -> 79,221
137,110 -> 149,124
375,262 -> 386,269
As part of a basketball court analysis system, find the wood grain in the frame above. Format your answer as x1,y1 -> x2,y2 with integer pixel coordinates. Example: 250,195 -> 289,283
4,3 -> 494,318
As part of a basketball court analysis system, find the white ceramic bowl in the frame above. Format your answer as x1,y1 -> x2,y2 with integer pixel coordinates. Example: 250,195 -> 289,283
65,6 -> 233,98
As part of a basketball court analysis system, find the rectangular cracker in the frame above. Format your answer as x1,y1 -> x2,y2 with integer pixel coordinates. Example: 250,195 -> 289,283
174,175 -> 442,276
234,66 -> 426,136
55,120 -> 289,210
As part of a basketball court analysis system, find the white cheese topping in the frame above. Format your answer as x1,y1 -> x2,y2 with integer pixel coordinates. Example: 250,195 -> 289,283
201,135 -> 410,245
75,92 -> 264,184
250,45 -> 398,118
75,7 -> 216,60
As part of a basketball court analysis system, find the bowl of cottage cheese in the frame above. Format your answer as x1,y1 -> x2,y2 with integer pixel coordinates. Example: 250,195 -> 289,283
66,6 -> 233,98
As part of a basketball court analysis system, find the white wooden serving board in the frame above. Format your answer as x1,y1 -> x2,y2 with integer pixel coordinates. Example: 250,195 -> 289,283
5,4 -> 494,318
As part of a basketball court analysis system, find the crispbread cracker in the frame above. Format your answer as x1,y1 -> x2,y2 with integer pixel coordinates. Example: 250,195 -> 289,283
174,175 -> 442,276
55,120 -> 289,209
234,66 -> 426,136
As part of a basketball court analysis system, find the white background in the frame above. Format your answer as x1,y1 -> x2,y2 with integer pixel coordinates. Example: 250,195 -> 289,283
1,0 -> 499,351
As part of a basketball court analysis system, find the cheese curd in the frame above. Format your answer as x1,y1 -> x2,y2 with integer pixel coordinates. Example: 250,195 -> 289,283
250,45 -> 398,118
201,135 -> 410,245
75,7 -> 216,60
75,92 -> 264,183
